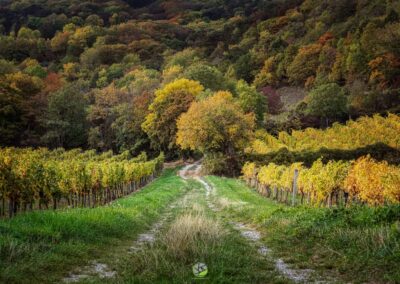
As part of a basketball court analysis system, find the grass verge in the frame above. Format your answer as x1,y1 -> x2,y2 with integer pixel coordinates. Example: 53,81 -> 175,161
207,176 -> 400,283
0,168 -> 187,284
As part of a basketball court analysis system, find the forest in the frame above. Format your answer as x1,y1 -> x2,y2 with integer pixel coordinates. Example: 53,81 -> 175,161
0,0 -> 399,162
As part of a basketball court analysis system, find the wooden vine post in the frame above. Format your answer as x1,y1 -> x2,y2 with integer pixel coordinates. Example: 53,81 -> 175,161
292,169 -> 299,206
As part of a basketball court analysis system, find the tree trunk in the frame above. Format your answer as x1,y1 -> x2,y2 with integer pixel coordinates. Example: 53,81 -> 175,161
344,192 -> 349,207
9,199 -> 14,218
1,197 -> 4,217
328,193 -> 332,208
13,200 -> 18,215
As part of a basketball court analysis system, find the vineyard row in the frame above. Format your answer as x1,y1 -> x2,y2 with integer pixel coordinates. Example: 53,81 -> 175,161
242,156 -> 400,207
0,148 -> 164,217
248,114 -> 400,155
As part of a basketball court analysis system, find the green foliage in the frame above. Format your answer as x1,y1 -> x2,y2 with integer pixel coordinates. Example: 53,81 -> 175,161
17,27 -> 41,39
306,83 -> 348,123
164,48 -> 201,69
24,64 -> 47,79
183,63 -> 230,92
210,175 -> 400,283
202,152 -> 240,176
0,59 -> 16,76
234,53 -> 257,83
236,80 -> 267,125
0,167 -> 183,283
96,64 -> 124,87
0,82 -> 25,145
43,81 -> 89,148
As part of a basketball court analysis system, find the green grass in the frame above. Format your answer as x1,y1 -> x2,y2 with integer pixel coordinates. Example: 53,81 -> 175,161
90,186 -> 286,284
2,170 -> 399,284
0,168 -> 187,284
207,176 -> 400,284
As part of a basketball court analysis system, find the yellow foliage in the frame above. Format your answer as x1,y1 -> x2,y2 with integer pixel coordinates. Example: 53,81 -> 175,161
150,78 -> 204,110
242,162 -> 256,180
0,148 -> 164,207
162,65 -> 184,84
247,114 -> 400,154
142,78 -> 204,150
247,155 -> 400,206
176,91 -> 255,153
344,156 -> 400,206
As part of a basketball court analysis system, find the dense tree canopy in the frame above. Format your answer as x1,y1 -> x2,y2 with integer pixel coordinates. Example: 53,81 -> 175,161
0,0 -> 398,169
142,78 -> 204,155
177,91 -> 255,156
236,80 -> 267,125
42,81 -> 89,148
306,83 -> 348,125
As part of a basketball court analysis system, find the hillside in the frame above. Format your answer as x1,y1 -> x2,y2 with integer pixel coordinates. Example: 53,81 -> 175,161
1,0 -> 399,156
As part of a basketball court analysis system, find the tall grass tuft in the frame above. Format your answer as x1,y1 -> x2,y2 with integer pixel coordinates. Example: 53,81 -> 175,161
164,212 -> 225,261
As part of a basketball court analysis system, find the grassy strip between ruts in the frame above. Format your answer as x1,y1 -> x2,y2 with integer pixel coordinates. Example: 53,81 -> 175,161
94,185 -> 285,284
207,176 -> 400,284
0,168 -> 187,284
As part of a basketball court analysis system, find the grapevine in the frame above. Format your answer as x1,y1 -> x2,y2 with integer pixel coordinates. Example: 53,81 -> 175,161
244,156 -> 400,207
0,148 -> 164,217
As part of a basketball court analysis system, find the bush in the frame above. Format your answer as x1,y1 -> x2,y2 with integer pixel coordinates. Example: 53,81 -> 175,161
203,153 -> 242,176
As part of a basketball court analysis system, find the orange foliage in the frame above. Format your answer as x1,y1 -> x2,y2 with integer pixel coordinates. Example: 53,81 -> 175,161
318,32 -> 334,45
43,73 -> 64,94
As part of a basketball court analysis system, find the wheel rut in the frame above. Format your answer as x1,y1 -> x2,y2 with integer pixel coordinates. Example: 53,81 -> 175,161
188,163 -> 331,284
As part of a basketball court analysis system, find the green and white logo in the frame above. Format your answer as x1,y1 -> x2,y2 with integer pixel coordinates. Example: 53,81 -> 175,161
192,262 -> 208,278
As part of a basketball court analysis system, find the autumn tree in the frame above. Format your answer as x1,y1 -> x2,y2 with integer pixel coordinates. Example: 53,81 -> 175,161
287,44 -> 322,85
67,26 -> 101,57
161,65 -> 184,85
87,84 -> 127,151
124,91 -> 154,154
101,68 -> 161,154
142,78 -> 204,155
261,86 -> 283,115
177,91 -> 255,174
253,56 -> 280,88
51,31 -> 70,54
